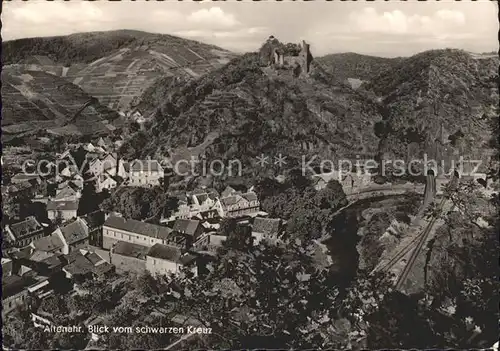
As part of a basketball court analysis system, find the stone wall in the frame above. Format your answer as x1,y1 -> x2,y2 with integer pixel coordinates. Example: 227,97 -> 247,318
110,252 -> 146,274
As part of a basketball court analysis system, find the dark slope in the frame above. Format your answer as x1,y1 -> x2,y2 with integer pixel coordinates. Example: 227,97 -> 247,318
121,53 -> 384,179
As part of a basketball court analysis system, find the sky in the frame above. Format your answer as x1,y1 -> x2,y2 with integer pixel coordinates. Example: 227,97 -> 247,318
2,0 -> 498,57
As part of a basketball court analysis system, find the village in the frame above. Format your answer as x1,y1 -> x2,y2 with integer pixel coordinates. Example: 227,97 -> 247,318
2,131 -> 494,348
1,136 -> 308,345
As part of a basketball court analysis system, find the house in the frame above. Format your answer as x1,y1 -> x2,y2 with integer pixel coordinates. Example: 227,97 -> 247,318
162,192 -> 222,223
10,173 -> 41,185
47,200 -> 79,221
110,241 -> 149,274
60,165 -> 80,178
2,258 -> 13,278
31,233 -> 66,255
2,274 -> 37,316
88,153 -> 127,179
81,211 -> 105,247
193,233 -> 226,252
251,217 -> 283,244
83,143 -> 96,152
312,171 -> 341,190
62,249 -> 114,281
54,183 -> 81,201
96,173 -> 119,193
146,244 -> 197,277
102,216 -> 173,250
22,250 -> 64,277
172,219 -> 204,249
221,186 -> 237,198
127,159 -> 164,187
50,217 -> 90,254
219,191 -> 260,218
4,216 -> 45,248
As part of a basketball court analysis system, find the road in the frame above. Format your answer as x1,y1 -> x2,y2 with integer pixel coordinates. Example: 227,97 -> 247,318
330,183 -> 424,219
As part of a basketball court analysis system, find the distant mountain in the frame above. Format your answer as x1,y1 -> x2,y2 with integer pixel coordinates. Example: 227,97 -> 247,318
2,30 -> 237,112
363,49 -> 498,165
1,66 -> 124,141
316,53 -> 404,87
121,45 -> 384,180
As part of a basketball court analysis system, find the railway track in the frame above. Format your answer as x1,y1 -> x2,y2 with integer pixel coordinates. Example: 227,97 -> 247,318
393,195 -> 447,290
374,174 -> 457,284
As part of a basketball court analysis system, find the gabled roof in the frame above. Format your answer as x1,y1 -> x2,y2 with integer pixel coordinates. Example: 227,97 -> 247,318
63,254 -> 95,277
172,219 -> 201,236
59,218 -> 89,245
147,244 -> 196,265
28,250 -> 55,262
11,173 -> 41,183
86,252 -> 105,265
241,191 -> 258,202
8,181 -> 33,193
9,216 -> 43,240
2,275 -> 36,300
32,234 -> 65,252
80,211 -> 105,230
221,186 -> 236,198
221,194 -> 247,207
104,216 -> 172,239
54,186 -> 78,200
112,241 -> 149,259
147,244 -> 181,261
193,193 -> 209,204
63,250 -> 113,277
312,171 -> 341,184
130,159 -> 162,172
252,217 -> 282,235
93,261 -> 114,276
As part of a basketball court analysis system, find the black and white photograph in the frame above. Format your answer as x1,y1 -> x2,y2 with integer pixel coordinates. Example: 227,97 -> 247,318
1,0 -> 498,349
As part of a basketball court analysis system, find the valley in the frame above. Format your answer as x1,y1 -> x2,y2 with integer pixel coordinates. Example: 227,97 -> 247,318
1,27 -> 498,351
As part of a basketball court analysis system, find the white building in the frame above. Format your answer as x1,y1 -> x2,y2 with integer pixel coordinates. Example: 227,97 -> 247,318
127,160 -> 164,187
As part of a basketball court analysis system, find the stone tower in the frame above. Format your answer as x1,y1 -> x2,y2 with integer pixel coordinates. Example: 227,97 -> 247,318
299,40 -> 312,73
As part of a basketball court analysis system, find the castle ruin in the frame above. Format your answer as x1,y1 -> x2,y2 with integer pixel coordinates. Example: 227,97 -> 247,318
261,37 -> 313,77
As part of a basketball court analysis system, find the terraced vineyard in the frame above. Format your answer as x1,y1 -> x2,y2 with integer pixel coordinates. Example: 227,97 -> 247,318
1,67 -> 122,139
3,30 -> 237,112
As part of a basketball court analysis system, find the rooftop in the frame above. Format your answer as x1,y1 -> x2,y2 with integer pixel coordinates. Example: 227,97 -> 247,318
11,173 -> 41,182
147,244 -> 197,265
220,195 -> 244,207
2,274 -> 37,300
63,254 -> 95,277
59,218 -> 89,245
172,219 -> 201,236
31,233 -> 65,253
80,211 -> 105,229
241,191 -> 258,202
104,216 -> 173,240
62,250 -> 113,277
47,200 -> 79,211
9,216 -> 43,240
112,240 -> 149,260
129,159 -> 163,172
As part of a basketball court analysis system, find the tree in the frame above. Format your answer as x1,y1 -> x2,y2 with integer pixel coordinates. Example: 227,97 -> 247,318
77,182 -> 99,216
367,291 -> 439,348
223,223 -> 254,251
166,239 -> 366,349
